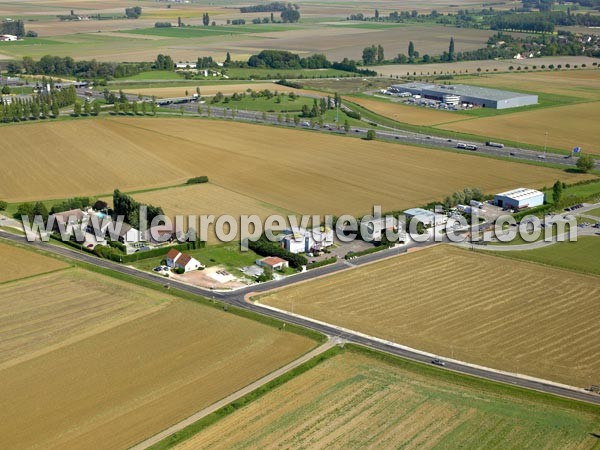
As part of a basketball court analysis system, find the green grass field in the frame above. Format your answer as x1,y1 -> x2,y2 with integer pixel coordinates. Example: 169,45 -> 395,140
501,236 -> 600,275
121,24 -> 296,39
586,207 -> 600,217
120,71 -> 184,81
327,22 -> 409,29
213,94 -> 315,113
132,242 -> 261,276
223,67 -> 354,80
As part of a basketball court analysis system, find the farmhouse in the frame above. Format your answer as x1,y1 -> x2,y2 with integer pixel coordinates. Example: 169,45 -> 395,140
176,62 -> 197,69
392,82 -> 538,109
117,223 -> 143,244
49,208 -> 88,229
279,227 -> 335,254
256,256 -> 289,271
404,208 -> 448,228
166,249 -> 203,272
494,188 -> 544,210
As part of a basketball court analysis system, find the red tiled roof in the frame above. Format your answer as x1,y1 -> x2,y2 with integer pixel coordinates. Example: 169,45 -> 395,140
262,256 -> 287,266
166,249 -> 181,260
176,253 -> 193,266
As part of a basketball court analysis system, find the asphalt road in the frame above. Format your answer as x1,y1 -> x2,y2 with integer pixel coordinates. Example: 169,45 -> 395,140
77,88 -> 596,169
3,230 -> 599,405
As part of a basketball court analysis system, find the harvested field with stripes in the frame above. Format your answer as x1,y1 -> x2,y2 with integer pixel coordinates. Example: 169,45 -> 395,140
438,102 -> 600,155
0,118 -> 590,216
0,241 -> 69,283
259,245 -> 600,387
0,253 -> 315,450
175,350 -> 600,449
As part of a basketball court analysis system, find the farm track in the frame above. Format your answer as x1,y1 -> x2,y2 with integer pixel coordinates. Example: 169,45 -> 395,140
2,230 -> 600,406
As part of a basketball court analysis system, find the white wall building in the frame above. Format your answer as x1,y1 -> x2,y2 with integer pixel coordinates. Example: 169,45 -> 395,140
494,188 -> 544,210
117,224 -> 142,244
404,208 -> 448,228
166,249 -> 203,272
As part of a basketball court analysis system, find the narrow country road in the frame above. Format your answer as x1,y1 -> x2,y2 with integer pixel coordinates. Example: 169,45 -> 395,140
2,230 -> 600,406
128,339 -> 337,450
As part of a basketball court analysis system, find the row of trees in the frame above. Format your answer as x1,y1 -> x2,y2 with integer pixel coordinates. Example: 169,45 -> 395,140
248,234 -> 307,269
1,19 -> 26,37
0,85 -> 77,122
246,50 -> 376,75
491,10 -> 600,32
6,55 -> 147,79
240,2 -> 298,12
113,189 -> 164,230
0,98 -> 59,122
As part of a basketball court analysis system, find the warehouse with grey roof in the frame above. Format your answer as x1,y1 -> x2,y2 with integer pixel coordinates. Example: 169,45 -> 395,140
391,82 -> 538,109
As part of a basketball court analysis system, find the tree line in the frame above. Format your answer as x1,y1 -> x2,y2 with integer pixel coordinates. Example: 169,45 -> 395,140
244,49 -> 376,75
0,85 -> 77,122
113,189 -> 164,230
0,19 -> 26,37
240,2 -> 298,12
248,234 -> 308,269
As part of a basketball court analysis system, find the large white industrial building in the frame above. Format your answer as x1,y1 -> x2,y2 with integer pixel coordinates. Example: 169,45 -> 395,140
392,82 -> 538,109
494,188 -> 545,210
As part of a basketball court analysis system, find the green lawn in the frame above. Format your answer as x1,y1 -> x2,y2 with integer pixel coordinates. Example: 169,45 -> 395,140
543,181 -> 600,204
223,67 -> 355,80
132,242 -> 262,276
585,207 -> 600,218
121,24 -> 296,39
209,94 -> 365,127
501,236 -> 600,276
213,94 -> 313,112
326,22 -> 408,29
120,71 -> 184,81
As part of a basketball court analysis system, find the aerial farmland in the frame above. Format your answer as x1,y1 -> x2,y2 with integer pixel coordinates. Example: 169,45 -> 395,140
258,245 -> 600,387
0,118 -> 590,215
173,349 -> 600,450
0,243 -> 315,450
1,0 -> 600,447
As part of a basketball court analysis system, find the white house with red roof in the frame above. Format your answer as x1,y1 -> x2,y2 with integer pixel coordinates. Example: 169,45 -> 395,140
165,249 -> 203,272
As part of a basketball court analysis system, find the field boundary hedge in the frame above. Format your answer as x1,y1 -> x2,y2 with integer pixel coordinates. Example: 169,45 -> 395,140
306,257 -> 337,270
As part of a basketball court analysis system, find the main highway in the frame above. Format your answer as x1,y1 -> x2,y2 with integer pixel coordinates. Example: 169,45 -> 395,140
77,88 -> 597,170
2,229 -> 599,405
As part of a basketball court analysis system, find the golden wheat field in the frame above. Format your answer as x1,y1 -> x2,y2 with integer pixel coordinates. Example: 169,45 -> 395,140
127,183 -> 297,243
439,102 -> 600,154
0,241 -> 69,282
347,96 -> 460,125
460,70 -> 600,101
176,350 -> 600,450
0,118 -> 590,215
259,245 -> 600,387
0,264 -> 314,450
